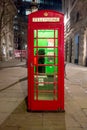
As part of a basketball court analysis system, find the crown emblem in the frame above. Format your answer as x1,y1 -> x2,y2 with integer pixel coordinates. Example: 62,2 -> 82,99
44,12 -> 48,16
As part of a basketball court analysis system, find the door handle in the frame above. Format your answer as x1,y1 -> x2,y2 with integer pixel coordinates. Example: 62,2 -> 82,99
30,62 -> 33,67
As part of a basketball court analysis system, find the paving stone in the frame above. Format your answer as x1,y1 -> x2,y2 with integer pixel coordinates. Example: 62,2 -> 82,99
0,126 -> 19,130
66,127 -> 83,130
0,113 -> 10,125
82,108 -> 87,116
0,101 -> 18,113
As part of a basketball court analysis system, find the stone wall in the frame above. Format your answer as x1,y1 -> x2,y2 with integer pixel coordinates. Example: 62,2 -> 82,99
65,0 -> 87,66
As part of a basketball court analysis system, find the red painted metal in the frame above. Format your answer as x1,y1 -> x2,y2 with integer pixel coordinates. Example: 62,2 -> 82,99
28,10 -> 64,111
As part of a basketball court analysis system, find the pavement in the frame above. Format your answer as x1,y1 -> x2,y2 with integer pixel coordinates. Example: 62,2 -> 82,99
0,58 -> 26,68
0,60 -> 87,130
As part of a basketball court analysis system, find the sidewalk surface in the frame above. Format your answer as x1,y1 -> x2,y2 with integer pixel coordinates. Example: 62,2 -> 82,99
0,58 -> 26,68
0,60 -> 87,130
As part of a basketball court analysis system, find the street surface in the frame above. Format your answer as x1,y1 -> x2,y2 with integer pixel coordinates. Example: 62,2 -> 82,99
65,63 -> 87,130
0,61 -> 87,130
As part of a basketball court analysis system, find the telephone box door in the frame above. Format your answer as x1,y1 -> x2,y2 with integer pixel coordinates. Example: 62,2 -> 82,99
28,10 -> 64,111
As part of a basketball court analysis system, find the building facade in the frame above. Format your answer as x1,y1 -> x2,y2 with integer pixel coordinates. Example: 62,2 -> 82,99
64,0 -> 87,66
0,0 -> 17,61
13,0 -> 63,52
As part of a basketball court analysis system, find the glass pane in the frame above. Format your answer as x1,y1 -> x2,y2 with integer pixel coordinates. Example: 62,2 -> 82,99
34,30 -> 36,38
38,93 -> 54,100
34,39 -> 37,46
38,30 -> 54,38
55,30 -> 58,38
54,66 -> 58,73
46,66 -> 58,75
55,48 -> 58,56
55,39 -> 58,47
55,57 -> 58,64
47,57 -> 54,63
38,83 -> 54,91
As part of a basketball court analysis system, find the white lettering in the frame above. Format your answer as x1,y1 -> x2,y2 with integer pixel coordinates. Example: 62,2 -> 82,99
32,17 -> 60,22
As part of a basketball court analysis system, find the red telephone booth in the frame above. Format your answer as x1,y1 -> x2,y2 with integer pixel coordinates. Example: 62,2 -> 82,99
28,10 -> 64,111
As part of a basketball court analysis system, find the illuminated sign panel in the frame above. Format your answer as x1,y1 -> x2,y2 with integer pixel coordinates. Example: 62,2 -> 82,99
33,17 -> 60,22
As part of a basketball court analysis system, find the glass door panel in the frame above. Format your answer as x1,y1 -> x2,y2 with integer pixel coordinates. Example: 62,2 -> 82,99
34,29 -> 58,101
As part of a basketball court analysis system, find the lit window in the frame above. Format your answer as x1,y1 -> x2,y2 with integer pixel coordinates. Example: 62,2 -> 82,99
26,9 -> 31,15
18,10 -> 20,13
22,0 -> 32,1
